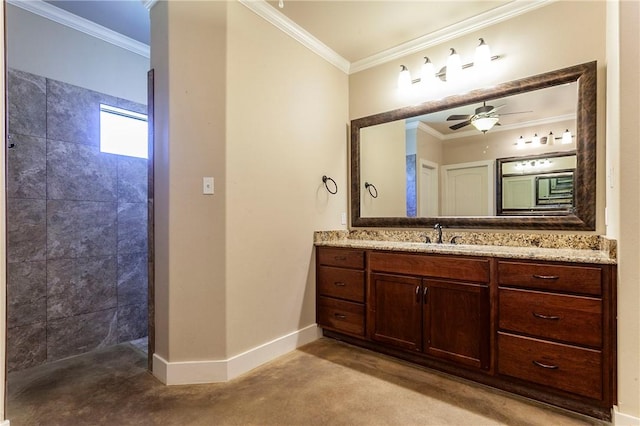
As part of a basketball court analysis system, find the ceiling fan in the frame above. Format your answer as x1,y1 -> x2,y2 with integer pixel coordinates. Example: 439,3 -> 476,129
447,102 -> 528,133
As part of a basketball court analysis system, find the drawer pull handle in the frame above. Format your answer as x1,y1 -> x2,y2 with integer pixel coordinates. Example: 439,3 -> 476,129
532,360 -> 559,370
334,282 -> 346,287
423,286 -> 429,304
334,313 -> 347,320
532,274 -> 560,280
415,286 -> 421,303
334,256 -> 347,261
532,312 -> 560,320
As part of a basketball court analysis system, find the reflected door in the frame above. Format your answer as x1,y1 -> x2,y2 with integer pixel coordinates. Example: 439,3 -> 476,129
442,161 -> 494,216
418,159 -> 439,217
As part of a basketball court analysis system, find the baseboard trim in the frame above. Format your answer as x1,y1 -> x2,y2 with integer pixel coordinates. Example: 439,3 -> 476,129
153,324 -> 321,385
614,406 -> 640,425
1,420 -> 11,425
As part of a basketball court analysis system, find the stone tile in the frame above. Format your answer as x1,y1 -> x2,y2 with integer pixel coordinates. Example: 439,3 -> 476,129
7,322 -> 47,372
47,257 -> 117,320
47,139 -> 118,201
47,79 -> 101,146
7,198 -> 47,263
47,200 -> 117,259
117,203 -> 148,254
7,69 -> 46,138
7,133 -> 46,199
47,309 -> 118,361
118,156 -> 148,203
118,252 -> 148,307
117,303 -> 148,343
7,261 -> 47,328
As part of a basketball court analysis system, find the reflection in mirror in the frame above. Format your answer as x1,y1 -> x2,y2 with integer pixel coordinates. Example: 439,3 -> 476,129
360,83 -> 577,218
497,152 -> 576,215
351,61 -> 596,230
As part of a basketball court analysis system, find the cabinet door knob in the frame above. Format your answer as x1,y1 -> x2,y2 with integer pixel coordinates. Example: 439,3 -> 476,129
532,312 -> 560,320
532,274 -> 560,280
532,360 -> 559,370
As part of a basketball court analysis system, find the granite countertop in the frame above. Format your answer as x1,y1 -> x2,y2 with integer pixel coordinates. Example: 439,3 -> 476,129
314,231 -> 617,265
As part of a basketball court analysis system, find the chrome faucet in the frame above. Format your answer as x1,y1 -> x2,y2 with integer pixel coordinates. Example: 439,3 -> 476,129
434,223 -> 443,244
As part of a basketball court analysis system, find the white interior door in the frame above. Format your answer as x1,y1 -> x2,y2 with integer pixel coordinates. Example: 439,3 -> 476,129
502,175 -> 535,209
442,160 -> 494,216
418,159 -> 439,217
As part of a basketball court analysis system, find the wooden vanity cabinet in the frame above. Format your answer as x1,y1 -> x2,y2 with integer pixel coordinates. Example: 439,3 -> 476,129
315,246 -> 616,420
368,252 -> 491,370
316,247 -> 366,337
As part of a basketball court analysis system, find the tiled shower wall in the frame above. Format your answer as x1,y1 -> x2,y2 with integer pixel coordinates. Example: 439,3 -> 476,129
6,68 -> 148,371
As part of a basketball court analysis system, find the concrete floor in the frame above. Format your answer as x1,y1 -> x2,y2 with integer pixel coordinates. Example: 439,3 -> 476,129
7,337 -> 606,426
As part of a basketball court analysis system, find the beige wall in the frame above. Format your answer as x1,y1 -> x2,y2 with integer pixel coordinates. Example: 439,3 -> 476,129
151,1 -> 228,361
360,120 -> 406,217
225,3 -> 348,356
151,1 -> 348,362
609,0 -> 640,419
6,4 -> 149,104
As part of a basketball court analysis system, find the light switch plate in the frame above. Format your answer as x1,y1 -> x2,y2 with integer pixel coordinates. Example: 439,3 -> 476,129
203,177 -> 214,194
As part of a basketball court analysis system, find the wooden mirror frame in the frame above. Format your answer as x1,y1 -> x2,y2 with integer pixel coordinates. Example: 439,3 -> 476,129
350,61 -> 596,230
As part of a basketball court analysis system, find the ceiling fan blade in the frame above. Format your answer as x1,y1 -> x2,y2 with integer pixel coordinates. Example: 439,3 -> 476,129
449,120 -> 471,130
447,114 -> 471,121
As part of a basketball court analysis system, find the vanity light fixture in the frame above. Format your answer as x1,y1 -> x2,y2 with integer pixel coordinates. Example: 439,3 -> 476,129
396,38 -> 499,90
516,135 -> 525,149
547,131 -> 555,145
471,116 -> 499,133
446,48 -> 462,83
532,133 -> 540,146
562,129 -> 573,144
398,65 -> 412,90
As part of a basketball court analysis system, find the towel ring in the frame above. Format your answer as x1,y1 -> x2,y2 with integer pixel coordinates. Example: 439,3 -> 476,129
322,175 -> 338,195
364,182 -> 378,198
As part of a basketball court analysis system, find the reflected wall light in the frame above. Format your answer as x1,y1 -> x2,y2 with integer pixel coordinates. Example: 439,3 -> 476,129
515,130 -> 573,148
562,129 -> 573,144
397,38 -> 499,90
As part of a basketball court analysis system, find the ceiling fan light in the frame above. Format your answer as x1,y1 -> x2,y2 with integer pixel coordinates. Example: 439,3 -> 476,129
562,129 -> 573,144
398,65 -> 412,90
446,48 -> 462,83
474,38 -> 492,71
472,116 -> 499,132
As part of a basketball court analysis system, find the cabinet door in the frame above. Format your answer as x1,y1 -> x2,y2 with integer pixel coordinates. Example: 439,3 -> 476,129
370,273 -> 422,352
423,280 -> 490,369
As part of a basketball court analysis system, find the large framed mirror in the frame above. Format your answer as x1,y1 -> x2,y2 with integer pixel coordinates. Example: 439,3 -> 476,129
351,61 -> 596,230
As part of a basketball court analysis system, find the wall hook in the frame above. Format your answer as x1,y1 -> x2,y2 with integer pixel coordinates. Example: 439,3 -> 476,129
322,175 -> 338,195
364,182 -> 378,198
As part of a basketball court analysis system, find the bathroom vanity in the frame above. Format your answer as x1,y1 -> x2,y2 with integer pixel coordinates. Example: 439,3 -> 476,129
315,240 -> 616,420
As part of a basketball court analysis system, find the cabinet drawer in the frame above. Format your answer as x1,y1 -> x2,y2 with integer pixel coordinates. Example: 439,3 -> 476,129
317,297 -> 364,336
317,247 -> 365,269
318,266 -> 365,302
498,261 -> 602,296
498,332 -> 602,400
499,288 -> 602,347
369,252 -> 490,283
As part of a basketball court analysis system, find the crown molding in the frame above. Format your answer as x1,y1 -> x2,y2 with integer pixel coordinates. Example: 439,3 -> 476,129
238,0 -> 350,74
143,0 -> 158,11
7,0 -> 150,58
349,0 -> 553,74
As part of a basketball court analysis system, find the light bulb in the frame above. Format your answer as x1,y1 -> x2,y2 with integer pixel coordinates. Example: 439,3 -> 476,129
474,38 -> 492,73
547,131 -> 554,145
562,129 -> 572,144
446,48 -> 462,83
532,133 -> 540,145
420,57 -> 436,87
398,65 -> 412,90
